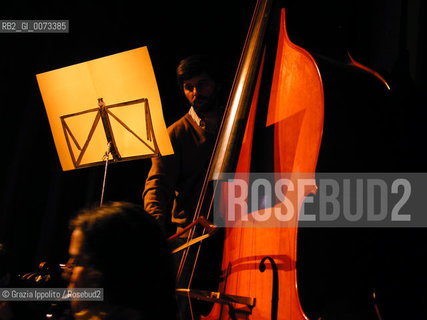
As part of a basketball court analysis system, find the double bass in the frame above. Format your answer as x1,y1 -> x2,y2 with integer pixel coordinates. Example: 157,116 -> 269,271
174,0 -> 324,318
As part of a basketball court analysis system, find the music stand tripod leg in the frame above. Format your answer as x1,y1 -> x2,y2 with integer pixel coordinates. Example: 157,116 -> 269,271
100,142 -> 111,207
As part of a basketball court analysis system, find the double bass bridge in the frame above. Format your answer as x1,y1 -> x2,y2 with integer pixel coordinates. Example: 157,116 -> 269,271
176,288 -> 256,312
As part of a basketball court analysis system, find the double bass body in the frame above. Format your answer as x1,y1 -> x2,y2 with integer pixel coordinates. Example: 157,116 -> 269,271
181,0 -> 324,318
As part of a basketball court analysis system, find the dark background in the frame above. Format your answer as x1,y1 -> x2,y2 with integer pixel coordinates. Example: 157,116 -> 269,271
1,0 -> 426,319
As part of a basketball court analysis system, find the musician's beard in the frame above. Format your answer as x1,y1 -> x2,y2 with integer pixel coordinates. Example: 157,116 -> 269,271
192,96 -> 217,115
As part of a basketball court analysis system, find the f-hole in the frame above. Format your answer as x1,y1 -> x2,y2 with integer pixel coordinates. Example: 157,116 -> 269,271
259,256 -> 279,320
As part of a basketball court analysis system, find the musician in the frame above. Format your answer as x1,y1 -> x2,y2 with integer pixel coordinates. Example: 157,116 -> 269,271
142,54 -> 224,319
63,202 -> 177,320
143,54 -> 223,235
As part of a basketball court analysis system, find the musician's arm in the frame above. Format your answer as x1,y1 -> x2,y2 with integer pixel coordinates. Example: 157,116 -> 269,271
143,129 -> 180,229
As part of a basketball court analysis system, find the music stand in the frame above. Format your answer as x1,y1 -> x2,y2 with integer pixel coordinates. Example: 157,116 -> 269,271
37,46 -> 173,206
